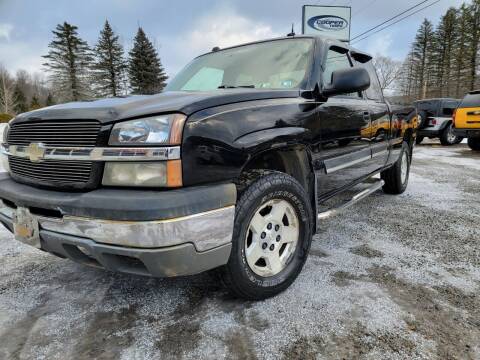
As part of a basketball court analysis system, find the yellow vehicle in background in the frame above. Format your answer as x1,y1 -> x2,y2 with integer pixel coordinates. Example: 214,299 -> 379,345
454,90 -> 480,151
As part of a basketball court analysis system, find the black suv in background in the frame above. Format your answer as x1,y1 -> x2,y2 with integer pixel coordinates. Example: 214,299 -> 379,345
415,98 -> 462,145
0,36 -> 417,299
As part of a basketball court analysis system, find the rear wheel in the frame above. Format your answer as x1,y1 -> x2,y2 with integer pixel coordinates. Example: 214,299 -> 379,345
440,123 -> 461,146
220,171 -> 313,300
468,137 -> 480,151
381,142 -> 410,195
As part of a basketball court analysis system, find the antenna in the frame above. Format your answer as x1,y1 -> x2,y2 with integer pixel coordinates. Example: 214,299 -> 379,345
287,23 -> 295,37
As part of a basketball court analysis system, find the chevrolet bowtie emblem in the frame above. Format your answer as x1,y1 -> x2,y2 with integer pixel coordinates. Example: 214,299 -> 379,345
26,143 -> 46,162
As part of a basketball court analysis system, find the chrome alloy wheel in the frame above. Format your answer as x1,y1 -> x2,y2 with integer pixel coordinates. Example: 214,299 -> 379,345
245,199 -> 299,277
400,151 -> 409,185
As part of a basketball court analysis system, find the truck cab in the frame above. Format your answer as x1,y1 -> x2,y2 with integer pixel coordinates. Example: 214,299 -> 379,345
0,36 -> 416,299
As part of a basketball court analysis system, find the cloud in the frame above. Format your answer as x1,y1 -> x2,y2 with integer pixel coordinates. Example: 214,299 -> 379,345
0,41 -> 46,75
160,6 -> 280,76
363,33 -> 394,59
0,24 -> 13,41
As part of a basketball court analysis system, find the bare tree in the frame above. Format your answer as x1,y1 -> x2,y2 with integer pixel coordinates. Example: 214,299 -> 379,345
373,55 -> 402,92
0,64 -> 16,114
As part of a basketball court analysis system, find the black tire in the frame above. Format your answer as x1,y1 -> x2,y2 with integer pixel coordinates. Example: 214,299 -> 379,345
418,111 -> 428,129
381,142 -> 411,195
468,137 -> 480,151
440,123 -> 461,146
220,170 -> 313,300
416,136 -> 424,145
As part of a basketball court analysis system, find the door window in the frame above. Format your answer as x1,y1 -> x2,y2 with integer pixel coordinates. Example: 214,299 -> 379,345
323,49 -> 359,98
358,61 -> 383,101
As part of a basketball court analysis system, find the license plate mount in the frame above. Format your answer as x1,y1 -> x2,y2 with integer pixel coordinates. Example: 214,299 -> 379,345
13,207 -> 41,249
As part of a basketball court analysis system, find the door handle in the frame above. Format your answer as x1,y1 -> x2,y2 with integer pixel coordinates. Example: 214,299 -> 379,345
363,111 -> 371,120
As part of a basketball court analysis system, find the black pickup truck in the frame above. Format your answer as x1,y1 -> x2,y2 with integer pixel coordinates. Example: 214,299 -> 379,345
0,36 -> 417,300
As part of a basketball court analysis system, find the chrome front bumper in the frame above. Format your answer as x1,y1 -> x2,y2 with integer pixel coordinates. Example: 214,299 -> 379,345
0,199 -> 235,277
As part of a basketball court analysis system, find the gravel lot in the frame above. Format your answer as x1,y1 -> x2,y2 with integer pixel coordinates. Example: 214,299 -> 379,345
0,141 -> 479,360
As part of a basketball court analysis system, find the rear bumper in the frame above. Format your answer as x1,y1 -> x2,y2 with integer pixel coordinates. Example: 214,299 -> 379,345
453,129 -> 480,138
0,175 -> 236,277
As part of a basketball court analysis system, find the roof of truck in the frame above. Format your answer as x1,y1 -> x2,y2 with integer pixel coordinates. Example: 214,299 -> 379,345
196,35 -> 372,62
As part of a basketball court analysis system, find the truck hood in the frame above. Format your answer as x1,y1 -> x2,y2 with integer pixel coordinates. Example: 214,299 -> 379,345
12,89 -> 299,125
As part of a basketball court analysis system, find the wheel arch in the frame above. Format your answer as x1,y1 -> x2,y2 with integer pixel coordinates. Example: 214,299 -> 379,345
239,145 -> 317,233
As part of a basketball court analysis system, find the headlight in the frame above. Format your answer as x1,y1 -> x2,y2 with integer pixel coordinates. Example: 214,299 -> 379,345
109,114 -> 186,145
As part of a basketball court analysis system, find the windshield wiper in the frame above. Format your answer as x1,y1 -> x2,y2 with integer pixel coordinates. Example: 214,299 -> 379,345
217,85 -> 255,89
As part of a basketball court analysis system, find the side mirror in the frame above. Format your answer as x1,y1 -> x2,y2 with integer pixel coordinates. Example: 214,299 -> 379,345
322,67 -> 370,97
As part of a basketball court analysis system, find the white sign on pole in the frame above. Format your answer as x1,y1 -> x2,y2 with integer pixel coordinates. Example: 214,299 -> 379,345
302,5 -> 351,42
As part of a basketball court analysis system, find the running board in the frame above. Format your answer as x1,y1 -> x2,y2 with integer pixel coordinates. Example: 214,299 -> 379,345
317,180 -> 385,220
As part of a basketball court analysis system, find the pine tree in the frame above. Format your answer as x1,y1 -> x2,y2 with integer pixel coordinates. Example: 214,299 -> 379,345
42,22 -> 93,102
411,19 -> 435,99
465,0 -> 480,91
453,4 -> 471,97
128,27 -> 168,94
30,95 -> 41,110
46,92 -> 55,106
93,20 -> 126,97
431,8 -> 458,97
13,85 -> 28,114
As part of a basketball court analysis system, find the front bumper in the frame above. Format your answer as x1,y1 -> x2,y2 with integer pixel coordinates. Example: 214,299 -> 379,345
453,129 -> 480,138
0,174 -> 236,277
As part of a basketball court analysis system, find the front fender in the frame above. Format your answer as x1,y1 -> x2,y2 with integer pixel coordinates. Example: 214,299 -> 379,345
234,127 -> 310,150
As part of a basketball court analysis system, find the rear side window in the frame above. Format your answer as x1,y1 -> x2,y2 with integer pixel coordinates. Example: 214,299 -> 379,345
416,101 -> 439,116
460,92 -> 480,108
357,61 -> 383,101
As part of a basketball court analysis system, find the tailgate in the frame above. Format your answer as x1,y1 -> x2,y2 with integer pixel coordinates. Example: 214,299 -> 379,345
456,107 -> 480,129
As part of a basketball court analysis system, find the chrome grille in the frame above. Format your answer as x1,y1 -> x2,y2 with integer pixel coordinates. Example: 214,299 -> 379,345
7,120 -> 101,147
8,156 -> 98,188
6,120 -> 102,189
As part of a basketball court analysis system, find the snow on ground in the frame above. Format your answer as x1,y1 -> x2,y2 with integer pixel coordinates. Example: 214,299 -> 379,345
0,141 -> 479,359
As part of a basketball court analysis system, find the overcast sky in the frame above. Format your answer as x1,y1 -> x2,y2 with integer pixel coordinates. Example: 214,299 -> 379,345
0,0 -> 463,79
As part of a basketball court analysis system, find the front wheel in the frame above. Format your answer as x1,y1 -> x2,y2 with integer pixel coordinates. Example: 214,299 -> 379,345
381,142 -> 411,195
220,171 -> 313,300
468,137 -> 480,151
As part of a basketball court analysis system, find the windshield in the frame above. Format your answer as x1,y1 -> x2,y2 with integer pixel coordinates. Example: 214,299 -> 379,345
165,38 -> 314,92
460,92 -> 480,108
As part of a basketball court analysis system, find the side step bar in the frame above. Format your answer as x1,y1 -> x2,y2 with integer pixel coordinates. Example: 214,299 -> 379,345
318,180 -> 385,220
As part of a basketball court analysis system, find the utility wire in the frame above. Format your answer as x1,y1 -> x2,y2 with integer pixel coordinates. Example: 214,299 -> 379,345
351,0 -> 433,41
351,0 -> 441,44
353,0 -> 378,16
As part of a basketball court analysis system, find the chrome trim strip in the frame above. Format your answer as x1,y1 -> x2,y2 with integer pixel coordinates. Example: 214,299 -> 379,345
324,148 -> 372,174
372,149 -> 389,158
327,155 -> 371,173
0,144 -> 180,162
